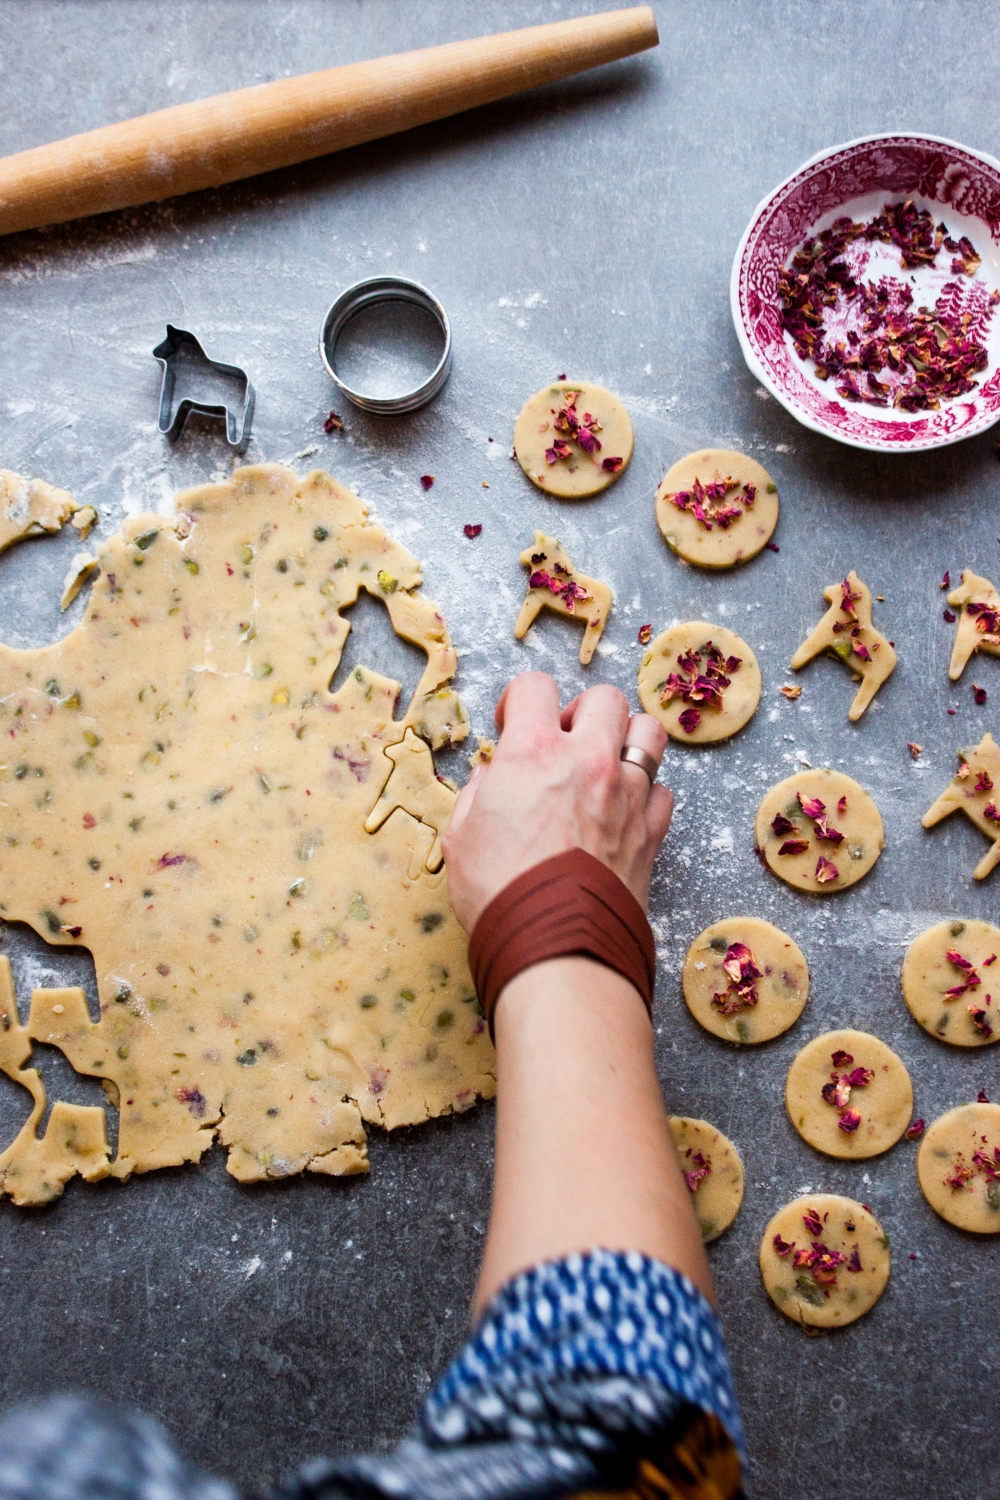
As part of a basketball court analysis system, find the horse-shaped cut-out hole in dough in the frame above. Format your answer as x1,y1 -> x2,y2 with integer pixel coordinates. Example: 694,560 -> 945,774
790,571 -> 896,720
514,532 -> 612,666
945,569 -> 1000,682
922,732 -> 1000,880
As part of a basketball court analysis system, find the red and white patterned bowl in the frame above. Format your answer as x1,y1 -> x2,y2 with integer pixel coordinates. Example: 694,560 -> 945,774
730,133 -> 1000,452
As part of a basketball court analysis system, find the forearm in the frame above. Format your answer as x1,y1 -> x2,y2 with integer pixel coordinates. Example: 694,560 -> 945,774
472,955 -> 713,1320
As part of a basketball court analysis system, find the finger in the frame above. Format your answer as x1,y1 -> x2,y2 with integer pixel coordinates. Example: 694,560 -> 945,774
622,713 -> 668,765
446,763 -> 484,839
494,672 -> 561,738
646,784 -> 674,846
560,682 -> 630,755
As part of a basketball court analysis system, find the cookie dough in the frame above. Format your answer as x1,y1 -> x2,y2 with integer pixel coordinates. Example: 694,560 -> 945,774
790,571 -> 896,720
0,464 -> 496,1206
670,1116 -> 744,1242
681,918 -> 809,1044
513,380 -> 633,498
515,533 -> 612,665
902,919 -> 1000,1047
917,1102 -> 1000,1232
755,769 -> 884,893
760,1194 -> 890,1330
637,623 -> 761,744
945,569 -> 1000,681
922,733 -> 1000,880
785,1029 -> 913,1159
0,470 -> 84,555
655,449 -> 778,569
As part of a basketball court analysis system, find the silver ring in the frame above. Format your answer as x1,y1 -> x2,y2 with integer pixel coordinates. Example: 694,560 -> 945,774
318,276 -> 452,416
620,745 -> 660,783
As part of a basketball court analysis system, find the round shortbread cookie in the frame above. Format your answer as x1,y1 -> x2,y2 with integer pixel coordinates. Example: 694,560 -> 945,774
670,1116 -> 744,1243
637,622 -> 761,744
513,379 -> 633,498
755,768 -> 884,893
655,448 -> 779,569
760,1194 -> 891,1330
681,917 -> 809,1045
901,919 -> 1000,1048
917,1102 -> 1000,1233
785,1029 -> 913,1159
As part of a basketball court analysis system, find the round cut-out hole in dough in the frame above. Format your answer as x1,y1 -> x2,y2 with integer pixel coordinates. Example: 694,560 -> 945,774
655,448 -> 778,569
917,1102 -> 1000,1233
682,917 -> 808,1044
755,768 -> 883,893
902,918 -> 1000,1047
513,380 -> 633,498
670,1116 -> 744,1242
785,1028 -> 913,1159
637,623 -> 760,744
760,1194 -> 890,1330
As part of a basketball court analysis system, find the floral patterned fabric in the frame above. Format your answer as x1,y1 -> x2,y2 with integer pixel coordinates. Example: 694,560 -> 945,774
0,1252 -> 744,1500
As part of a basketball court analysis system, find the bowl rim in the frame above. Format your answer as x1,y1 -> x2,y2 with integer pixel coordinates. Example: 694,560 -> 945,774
730,130 -> 1000,453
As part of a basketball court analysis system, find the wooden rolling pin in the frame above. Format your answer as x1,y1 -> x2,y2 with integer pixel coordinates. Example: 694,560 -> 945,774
0,7 -> 657,238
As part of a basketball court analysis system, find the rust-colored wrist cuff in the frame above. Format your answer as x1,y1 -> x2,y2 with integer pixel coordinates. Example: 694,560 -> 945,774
468,847 -> 656,1037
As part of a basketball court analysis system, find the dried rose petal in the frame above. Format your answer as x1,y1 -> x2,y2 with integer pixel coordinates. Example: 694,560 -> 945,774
822,1076 -> 852,1109
977,1089 -> 990,1103
904,1118 -> 925,1140
798,793 -> 826,819
683,1150 -> 712,1194
943,608 -> 957,623
976,771 -> 994,792
420,474 -> 434,491
941,571 -> 951,590
323,411 -> 344,434
831,1049 -> 854,1067
838,1107 -> 862,1133
815,855 -> 839,883
846,1244 -> 863,1273
771,813 -> 797,836
637,623 -> 652,645
974,683 -> 988,705
985,802 -> 1000,825
463,523 -> 482,539
677,706 -> 701,734
778,838 -> 810,855
802,1208 -> 824,1236
773,1232 -> 796,1257
852,638 -> 873,662
602,456 -> 624,473
844,1066 -> 875,1088
781,683 -> 802,700
908,742 -> 923,760
837,796 -> 848,814
969,1005 -> 994,1037
946,1156 -> 975,1191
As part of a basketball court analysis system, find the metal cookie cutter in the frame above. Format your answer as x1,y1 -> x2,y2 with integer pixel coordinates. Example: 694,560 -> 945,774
319,276 -> 452,416
153,324 -> 255,453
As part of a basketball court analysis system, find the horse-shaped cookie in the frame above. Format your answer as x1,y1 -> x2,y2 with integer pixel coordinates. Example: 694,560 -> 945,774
922,732 -> 1000,880
790,571 -> 896,720
365,727 -> 456,874
945,569 -> 1000,681
515,533 -> 612,665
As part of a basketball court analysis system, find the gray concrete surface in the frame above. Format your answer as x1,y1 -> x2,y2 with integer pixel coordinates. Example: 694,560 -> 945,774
1,3 -> 999,1496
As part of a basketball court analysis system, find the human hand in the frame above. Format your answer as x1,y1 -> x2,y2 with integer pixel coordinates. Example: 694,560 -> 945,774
442,672 -> 673,933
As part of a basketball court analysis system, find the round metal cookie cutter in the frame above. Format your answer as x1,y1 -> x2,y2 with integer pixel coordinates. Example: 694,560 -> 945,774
319,276 -> 452,415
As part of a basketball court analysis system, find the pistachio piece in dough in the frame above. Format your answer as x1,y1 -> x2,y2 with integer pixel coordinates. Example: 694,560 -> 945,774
789,571 -> 896,720
785,1028 -> 913,1159
945,569 -> 1000,681
655,449 -> 778,569
760,1194 -> 890,1331
514,533 -> 612,665
637,623 -> 760,744
922,733 -> 1000,880
755,768 -> 884,893
513,379 -> 633,498
917,1102 -> 1000,1232
670,1117 -> 744,1242
902,918 -> 1000,1047
682,917 -> 809,1044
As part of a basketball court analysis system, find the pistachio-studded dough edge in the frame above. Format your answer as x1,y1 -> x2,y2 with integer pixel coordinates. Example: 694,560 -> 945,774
637,622 -> 761,744
902,918 -> 1000,1048
655,449 -> 779,569
513,380 -> 634,498
760,1194 -> 890,1330
755,768 -> 884,893
670,1116 -> 744,1243
917,1102 -> 1000,1232
681,917 -> 809,1044
784,1028 -> 913,1160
